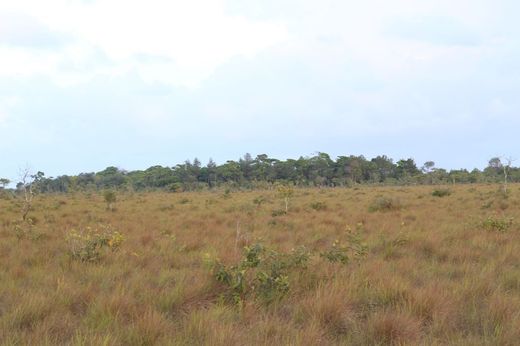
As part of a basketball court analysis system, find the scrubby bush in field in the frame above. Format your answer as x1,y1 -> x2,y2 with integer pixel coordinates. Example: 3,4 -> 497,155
368,196 -> 402,212
253,196 -> 267,208
481,216 -> 513,232
103,190 -> 117,211
310,201 -> 327,211
277,185 -> 294,212
211,244 -> 311,305
320,232 -> 368,264
271,209 -> 286,217
67,225 -> 124,261
432,188 -> 451,197
211,234 -> 368,305
12,218 -> 43,240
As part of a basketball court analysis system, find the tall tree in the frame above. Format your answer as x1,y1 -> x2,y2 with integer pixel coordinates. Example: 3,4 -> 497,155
0,178 -> 10,189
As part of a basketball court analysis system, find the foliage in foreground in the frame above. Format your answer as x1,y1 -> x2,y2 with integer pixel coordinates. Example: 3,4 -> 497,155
210,233 -> 367,305
67,225 -> 124,261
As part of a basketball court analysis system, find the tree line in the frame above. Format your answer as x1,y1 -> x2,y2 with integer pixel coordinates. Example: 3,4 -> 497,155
0,153 -> 517,193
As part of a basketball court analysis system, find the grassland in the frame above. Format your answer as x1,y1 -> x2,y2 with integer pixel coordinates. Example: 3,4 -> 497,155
1,184 -> 520,345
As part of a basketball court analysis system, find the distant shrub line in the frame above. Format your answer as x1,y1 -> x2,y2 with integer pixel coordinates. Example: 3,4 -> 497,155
4,153 -> 518,194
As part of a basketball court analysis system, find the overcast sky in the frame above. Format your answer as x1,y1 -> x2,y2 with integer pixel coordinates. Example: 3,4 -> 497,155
1,0 -> 519,181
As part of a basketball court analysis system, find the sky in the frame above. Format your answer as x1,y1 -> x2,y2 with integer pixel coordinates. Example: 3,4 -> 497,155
1,0 -> 519,181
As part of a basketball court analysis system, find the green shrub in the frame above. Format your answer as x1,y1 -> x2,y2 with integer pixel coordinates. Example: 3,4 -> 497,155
167,182 -> 182,192
253,196 -> 267,208
368,196 -> 402,212
12,219 -> 43,240
211,244 -> 310,305
66,225 -> 124,261
310,201 -> 327,211
103,190 -> 117,211
481,216 -> 513,232
271,209 -> 287,217
320,232 -> 368,264
432,188 -> 451,197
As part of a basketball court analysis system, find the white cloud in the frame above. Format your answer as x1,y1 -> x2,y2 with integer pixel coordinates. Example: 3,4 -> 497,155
0,0 -> 289,88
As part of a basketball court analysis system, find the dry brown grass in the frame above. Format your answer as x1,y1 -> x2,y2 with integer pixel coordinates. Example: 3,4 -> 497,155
1,184 -> 520,344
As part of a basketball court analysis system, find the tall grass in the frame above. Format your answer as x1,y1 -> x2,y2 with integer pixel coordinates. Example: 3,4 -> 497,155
0,184 -> 520,344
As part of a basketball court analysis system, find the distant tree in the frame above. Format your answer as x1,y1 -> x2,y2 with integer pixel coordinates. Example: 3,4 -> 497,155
76,172 -> 96,190
422,161 -> 435,173
192,158 -> 202,182
370,155 -> 396,182
487,157 -> 502,173
18,152 -> 520,192
17,168 -> 44,221
218,160 -> 243,184
96,166 -> 127,189
0,178 -> 10,189
337,155 -> 365,184
206,158 -> 217,188
239,153 -> 254,181
487,157 -> 515,193
396,158 -> 421,180
421,161 -> 436,184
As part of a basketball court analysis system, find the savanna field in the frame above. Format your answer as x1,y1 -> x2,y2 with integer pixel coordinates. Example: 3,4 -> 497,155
1,184 -> 520,345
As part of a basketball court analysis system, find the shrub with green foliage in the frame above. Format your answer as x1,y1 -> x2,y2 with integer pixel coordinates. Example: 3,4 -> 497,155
211,244 -> 311,305
103,190 -> 117,211
310,201 -> 327,211
481,216 -> 513,232
253,196 -> 267,208
368,196 -> 402,212
271,209 -> 287,217
432,188 -> 452,197
66,225 -> 124,261
210,234 -> 368,306
320,232 -> 368,264
12,218 -> 43,240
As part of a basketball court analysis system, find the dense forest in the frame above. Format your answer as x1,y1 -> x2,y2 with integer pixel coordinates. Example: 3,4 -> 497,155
1,154 -> 517,193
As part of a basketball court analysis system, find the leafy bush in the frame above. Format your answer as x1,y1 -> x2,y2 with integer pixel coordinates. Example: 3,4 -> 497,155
210,235 -> 368,306
253,196 -> 267,208
221,189 -> 232,199
66,225 -> 124,261
271,209 -> 287,217
481,216 -> 513,232
12,219 -> 43,240
320,240 -> 349,264
310,201 -> 327,211
378,233 -> 409,260
432,189 -> 451,197
320,232 -> 368,264
368,196 -> 402,212
167,182 -> 182,192
211,244 -> 311,305
103,190 -> 117,211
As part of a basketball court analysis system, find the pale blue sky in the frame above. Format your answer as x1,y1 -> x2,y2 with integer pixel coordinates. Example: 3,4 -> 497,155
1,0 -> 519,181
